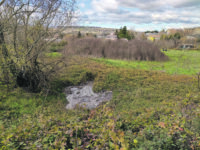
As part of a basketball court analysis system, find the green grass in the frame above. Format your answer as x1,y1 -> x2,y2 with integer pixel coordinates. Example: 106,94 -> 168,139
46,52 -> 62,57
93,50 -> 200,75
1,56 -> 200,149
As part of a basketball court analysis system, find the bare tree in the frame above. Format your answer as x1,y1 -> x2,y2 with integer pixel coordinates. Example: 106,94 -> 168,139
0,0 -> 76,92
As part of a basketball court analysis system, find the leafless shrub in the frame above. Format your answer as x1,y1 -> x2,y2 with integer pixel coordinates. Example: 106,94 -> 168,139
154,40 -> 175,49
0,0 -> 76,92
65,37 -> 168,61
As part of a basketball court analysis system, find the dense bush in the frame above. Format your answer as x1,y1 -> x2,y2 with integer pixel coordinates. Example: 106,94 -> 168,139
65,37 -> 168,61
50,41 -> 67,52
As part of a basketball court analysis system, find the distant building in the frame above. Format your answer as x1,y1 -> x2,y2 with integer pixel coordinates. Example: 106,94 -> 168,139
167,29 -> 182,35
105,33 -> 117,40
97,32 -> 117,40
147,33 -> 160,41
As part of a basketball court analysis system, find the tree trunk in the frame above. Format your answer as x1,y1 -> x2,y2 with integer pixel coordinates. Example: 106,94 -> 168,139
0,23 -> 10,87
0,24 -> 8,57
0,23 -> 17,80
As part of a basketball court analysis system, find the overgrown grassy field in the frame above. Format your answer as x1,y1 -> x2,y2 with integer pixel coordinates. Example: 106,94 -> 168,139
94,50 -> 200,75
0,50 -> 200,149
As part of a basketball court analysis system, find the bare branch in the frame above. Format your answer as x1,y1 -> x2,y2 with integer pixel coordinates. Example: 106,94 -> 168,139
0,0 -> 5,6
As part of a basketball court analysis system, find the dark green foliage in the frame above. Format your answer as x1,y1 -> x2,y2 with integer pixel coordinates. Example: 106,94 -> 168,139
115,26 -> 134,40
77,31 -> 82,38
161,32 -> 182,41
145,30 -> 159,34
174,32 -> 181,40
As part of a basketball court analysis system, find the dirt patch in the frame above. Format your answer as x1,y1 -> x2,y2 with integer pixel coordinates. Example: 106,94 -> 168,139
65,82 -> 112,109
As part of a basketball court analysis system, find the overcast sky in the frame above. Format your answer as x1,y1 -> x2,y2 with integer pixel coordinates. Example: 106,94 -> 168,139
77,0 -> 200,31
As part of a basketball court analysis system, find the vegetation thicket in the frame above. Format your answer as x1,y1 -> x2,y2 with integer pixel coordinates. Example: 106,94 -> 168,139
160,32 -> 182,47
66,37 -> 168,61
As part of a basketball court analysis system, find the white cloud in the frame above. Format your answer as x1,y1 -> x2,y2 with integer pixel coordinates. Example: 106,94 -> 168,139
79,0 -> 200,31
167,0 -> 200,8
119,0 -> 200,10
92,0 -> 118,12
119,0 -> 165,10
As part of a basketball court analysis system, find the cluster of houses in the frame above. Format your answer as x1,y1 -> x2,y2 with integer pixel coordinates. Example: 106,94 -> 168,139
97,32 -> 117,40
98,29 -> 199,49
146,33 -> 160,41
145,29 -> 199,49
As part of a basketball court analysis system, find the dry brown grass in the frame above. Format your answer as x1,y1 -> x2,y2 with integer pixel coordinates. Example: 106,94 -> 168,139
64,37 -> 168,61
